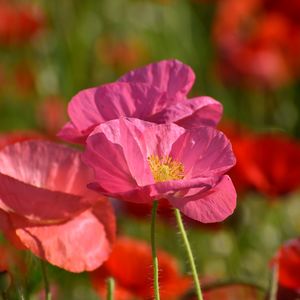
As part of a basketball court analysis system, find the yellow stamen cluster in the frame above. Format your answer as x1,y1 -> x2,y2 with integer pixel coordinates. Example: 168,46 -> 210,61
147,155 -> 184,182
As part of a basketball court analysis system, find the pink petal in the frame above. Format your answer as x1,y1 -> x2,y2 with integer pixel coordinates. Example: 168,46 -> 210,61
88,182 -> 152,204
169,175 -> 237,223
149,176 -> 217,198
118,59 -> 195,100
0,173 -> 89,223
170,126 -> 236,179
83,124 -> 139,193
142,123 -> 185,158
0,141 -> 99,222
149,96 -> 222,128
58,82 -> 164,143
57,122 -> 86,144
11,200 -> 116,272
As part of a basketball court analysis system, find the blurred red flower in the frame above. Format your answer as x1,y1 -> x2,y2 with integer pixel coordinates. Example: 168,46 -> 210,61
219,121 -> 253,194
0,1 -> 44,45
14,63 -> 36,95
90,237 -> 192,300
96,36 -> 149,73
202,284 -> 258,300
220,121 -> 300,198
274,238 -> 300,291
0,242 -> 26,274
213,0 -> 300,89
37,96 -> 67,136
272,238 -> 300,299
242,134 -> 300,197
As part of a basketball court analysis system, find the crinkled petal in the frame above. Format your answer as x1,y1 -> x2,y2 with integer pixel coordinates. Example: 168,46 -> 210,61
118,59 -> 195,100
83,126 -> 138,193
143,123 -> 185,158
149,176 -> 216,198
0,173 -> 90,223
170,127 -> 236,178
149,96 -> 223,128
58,83 -> 164,143
0,141 -> 94,195
169,175 -> 236,223
88,182 -> 152,204
57,122 -> 86,144
0,141 -> 100,222
11,200 -> 116,273
99,118 -> 154,186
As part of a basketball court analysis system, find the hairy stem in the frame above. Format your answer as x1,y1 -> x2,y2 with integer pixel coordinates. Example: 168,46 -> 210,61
174,208 -> 203,300
151,200 -> 160,300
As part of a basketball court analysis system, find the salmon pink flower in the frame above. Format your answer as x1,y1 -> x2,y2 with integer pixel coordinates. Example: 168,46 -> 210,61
83,118 -> 236,223
90,236 -> 192,300
0,141 -> 115,272
58,60 -> 223,144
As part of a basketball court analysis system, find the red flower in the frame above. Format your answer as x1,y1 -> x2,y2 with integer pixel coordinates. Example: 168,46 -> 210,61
272,238 -> 300,299
0,1 -> 44,45
219,122 -> 300,198
0,242 -> 26,274
90,237 -> 192,300
274,238 -> 300,291
242,134 -> 300,197
203,284 -> 258,300
14,63 -> 36,95
36,96 -> 67,136
96,36 -> 149,72
219,121 -> 253,194
213,0 -> 300,88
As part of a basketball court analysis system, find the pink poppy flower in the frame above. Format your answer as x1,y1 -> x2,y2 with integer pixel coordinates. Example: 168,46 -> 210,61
82,118 -> 236,223
58,60 -> 223,144
0,141 -> 116,272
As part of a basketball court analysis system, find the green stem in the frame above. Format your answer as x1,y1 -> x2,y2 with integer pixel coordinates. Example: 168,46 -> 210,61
269,264 -> 278,300
151,200 -> 160,300
40,260 -> 51,300
106,277 -> 115,300
174,208 -> 203,300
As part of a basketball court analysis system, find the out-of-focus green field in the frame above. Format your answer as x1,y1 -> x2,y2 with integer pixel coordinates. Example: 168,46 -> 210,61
1,1 -> 300,299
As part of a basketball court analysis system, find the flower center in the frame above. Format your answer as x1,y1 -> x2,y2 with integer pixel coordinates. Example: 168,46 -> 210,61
147,155 -> 184,182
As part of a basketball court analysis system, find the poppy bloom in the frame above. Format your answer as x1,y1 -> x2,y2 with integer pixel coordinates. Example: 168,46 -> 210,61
90,237 -> 192,300
187,284 -> 258,300
96,36 -> 149,72
237,134 -> 300,198
82,118 -> 236,223
219,122 -> 254,194
58,60 -> 223,144
272,238 -> 300,296
0,2 -> 44,45
213,0 -> 300,88
37,96 -> 67,136
0,140 -> 115,272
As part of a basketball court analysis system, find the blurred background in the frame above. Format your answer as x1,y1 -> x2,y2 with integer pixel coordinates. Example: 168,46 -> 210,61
1,0 -> 300,299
